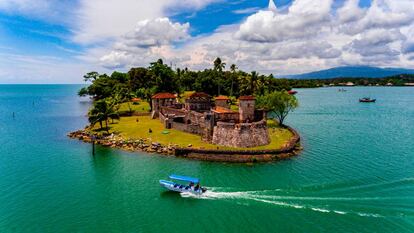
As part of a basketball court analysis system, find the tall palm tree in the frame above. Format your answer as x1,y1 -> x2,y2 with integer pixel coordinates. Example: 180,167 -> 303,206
250,71 -> 258,95
88,99 -> 119,133
230,64 -> 237,96
213,57 -> 226,72
213,57 -> 226,95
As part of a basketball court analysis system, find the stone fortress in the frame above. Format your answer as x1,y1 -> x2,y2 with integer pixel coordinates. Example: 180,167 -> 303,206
151,92 -> 270,148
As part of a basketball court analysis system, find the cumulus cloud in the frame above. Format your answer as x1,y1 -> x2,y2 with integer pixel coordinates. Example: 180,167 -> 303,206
99,18 -> 190,69
96,0 -> 414,75
337,0 -> 365,24
340,0 -> 414,35
73,0 -> 219,44
122,18 -> 189,48
236,0 -> 333,42
345,29 -> 404,57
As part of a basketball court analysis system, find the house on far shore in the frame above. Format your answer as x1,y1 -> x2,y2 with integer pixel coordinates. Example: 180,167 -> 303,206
150,92 -> 270,148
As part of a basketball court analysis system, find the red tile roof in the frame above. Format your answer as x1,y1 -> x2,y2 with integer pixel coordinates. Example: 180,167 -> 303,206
152,92 -> 176,99
215,95 -> 230,100
239,95 -> 255,100
212,106 -> 237,114
189,92 -> 210,98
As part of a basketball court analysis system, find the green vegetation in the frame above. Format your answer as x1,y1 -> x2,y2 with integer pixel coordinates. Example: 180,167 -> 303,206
118,101 -> 151,114
79,58 -> 298,150
257,91 -> 299,126
90,116 -> 293,150
88,98 -> 120,132
78,58 -> 293,104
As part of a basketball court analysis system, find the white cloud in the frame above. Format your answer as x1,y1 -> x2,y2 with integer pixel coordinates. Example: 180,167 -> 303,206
344,29 -> 404,58
340,0 -> 414,35
99,18 -> 190,69
3,0 -> 414,83
236,0 -> 333,43
72,0 -> 219,44
232,7 -> 261,15
336,0 -> 365,24
122,18 -> 189,48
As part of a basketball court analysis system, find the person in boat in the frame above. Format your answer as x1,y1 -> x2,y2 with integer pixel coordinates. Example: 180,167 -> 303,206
194,183 -> 200,191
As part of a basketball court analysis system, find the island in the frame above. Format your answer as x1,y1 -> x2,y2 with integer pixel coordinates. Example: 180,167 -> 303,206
70,59 -> 301,163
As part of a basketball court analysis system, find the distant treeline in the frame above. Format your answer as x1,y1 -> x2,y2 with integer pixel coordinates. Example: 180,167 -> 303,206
286,74 -> 414,88
79,58 -> 293,102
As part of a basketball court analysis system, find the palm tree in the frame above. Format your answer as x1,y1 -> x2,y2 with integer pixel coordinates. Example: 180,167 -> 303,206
213,57 -> 226,95
250,71 -> 258,95
88,99 -> 119,133
230,64 -> 237,96
213,57 -> 226,72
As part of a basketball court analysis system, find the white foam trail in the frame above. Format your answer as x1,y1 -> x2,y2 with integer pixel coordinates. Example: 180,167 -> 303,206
180,190 -> 251,200
357,212 -> 383,218
311,208 -> 330,213
251,194 -> 406,202
251,198 -> 305,209
179,188 -> 386,218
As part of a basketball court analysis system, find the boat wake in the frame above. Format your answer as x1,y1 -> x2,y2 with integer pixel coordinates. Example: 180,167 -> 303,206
180,184 -> 414,219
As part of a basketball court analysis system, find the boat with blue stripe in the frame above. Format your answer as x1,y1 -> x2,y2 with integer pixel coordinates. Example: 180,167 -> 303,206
160,174 -> 207,195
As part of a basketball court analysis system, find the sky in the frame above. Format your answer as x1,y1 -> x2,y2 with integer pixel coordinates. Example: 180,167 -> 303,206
0,0 -> 413,83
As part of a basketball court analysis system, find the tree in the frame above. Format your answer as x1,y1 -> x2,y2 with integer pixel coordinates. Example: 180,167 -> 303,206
213,57 -> 226,72
249,71 -> 258,95
88,99 -> 119,133
230,64 -> 237,96
213,57 -> 226,95
256,91 -> 298,126
83,72 -> 99,82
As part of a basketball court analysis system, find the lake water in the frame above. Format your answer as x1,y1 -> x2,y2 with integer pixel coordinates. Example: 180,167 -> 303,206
0,85 -> 413,232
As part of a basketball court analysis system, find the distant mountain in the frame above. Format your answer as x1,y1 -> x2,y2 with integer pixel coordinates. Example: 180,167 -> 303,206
284,66 -> 414,79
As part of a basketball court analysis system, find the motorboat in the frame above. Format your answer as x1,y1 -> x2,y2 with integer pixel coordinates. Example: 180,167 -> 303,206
359,97 -> 376,103
159,174 -> 207,195
288,90 -> 298,95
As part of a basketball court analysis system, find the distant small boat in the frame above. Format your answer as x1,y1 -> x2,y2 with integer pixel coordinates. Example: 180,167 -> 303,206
160,174 -> 207,195
338,88 -> 347,92
359,97 -> 376,103
288,90 -> 298,95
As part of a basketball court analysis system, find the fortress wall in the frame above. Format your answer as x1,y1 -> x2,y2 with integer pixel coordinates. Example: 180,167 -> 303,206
172,122 -> 204,136
160,106 -> 185,116
212,120 -> 270,148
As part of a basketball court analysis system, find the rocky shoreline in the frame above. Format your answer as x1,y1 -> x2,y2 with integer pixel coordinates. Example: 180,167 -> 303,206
68,130 -> 178,155
68,127 -> 301,163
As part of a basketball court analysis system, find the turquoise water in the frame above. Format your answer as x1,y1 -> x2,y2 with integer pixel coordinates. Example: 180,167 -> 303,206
0,85 -> 413,232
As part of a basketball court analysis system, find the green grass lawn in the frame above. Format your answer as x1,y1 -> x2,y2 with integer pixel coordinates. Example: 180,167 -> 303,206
92,116 -> 293,150
118,101 -> 151,114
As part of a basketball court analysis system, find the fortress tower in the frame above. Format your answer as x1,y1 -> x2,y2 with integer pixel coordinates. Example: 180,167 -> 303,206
215,96 -> 230,109
238,96 -> 255,123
